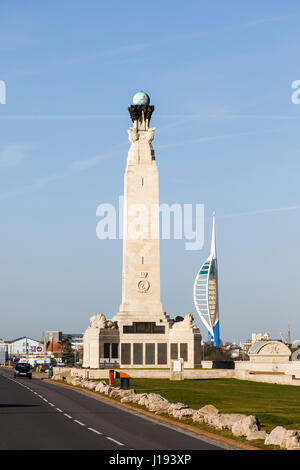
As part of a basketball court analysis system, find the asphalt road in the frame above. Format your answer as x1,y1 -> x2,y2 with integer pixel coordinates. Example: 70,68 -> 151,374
0,368 -> 234,450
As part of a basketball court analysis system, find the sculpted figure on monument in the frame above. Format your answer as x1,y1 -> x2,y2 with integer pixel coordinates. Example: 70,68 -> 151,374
89,313 -> 106,329
172,313 -> 197,329
265,344 -> 280,354
262,342 -> 283,355
128,127 -> 139,143
89,313 -> 118,330
145,128 -> 155,143
105,319 -> 118,329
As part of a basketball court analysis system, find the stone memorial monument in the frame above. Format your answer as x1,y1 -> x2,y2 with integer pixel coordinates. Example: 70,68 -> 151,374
83,92 -> 201,369
248,340 -> 291,363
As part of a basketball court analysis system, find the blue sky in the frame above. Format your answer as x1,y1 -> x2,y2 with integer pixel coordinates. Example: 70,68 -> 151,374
1,1 -> 300,343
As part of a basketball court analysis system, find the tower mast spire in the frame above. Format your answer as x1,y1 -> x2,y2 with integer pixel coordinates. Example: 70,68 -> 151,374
193,211 -> 220,347
210,212 -> 216,259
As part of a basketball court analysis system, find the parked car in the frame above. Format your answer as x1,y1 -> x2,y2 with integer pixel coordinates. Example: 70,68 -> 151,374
14,362 -> 32,379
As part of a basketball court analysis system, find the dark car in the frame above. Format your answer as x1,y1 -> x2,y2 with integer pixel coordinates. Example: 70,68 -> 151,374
14,362 -> 32,379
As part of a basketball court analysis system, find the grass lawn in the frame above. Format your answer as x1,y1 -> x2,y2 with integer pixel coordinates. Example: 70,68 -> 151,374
126,378 -> 300,433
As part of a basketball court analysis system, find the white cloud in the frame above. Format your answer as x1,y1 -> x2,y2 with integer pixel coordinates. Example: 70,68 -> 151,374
245,13 -> 300,27
0,144 -> 28,167
72,154 -> 112,171
0,145 -> 124,200
5,43 -> 149,79
156,129 -> 279,150
1,112 -> 299,123
221,205 -> 300,218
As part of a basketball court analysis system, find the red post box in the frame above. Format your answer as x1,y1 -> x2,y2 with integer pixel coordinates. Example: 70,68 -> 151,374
109,369 -> 114,386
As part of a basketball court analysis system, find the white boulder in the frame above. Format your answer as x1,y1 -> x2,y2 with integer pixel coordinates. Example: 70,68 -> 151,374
147,393 -> 170,413
86,381 -> 97,390
71,377 -> 82,386
81,380 -> 90,388
138,394 -> 150,407
131,393 -> 146,403
135,393 -> 169,413
265,427 -> 300,449
192,404 -> 220,424
175,408 -> 196,420
246,430 -> 268,441
168,402 -> 189,414
104,385 -> 113,395
198,404 -> 220,416
168,403 -> 195,419
95,381 -> 108,393
121,393 -> 148,404
207,413 -> 246,430
109,388 -> 135,399
231,415 -> 260,437
285,433 -> 300,450
264,426 -> 287,447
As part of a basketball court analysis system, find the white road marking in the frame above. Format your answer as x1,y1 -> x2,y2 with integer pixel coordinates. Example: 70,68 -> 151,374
3,373 -> 129,448
88,427 -> 102,435
106,437 -> 124,446
74,420 -> 85,426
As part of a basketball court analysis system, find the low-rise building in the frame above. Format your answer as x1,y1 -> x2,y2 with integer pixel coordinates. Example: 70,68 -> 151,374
0,341 -> 8,364
68,333 -> 83,350
7,336 -> 44,356
240,332 -> 270,354
43,331 -> 63,351
43,331 -> 83,352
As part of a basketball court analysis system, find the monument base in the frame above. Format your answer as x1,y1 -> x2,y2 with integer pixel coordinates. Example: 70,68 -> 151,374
83,313 -> 202,369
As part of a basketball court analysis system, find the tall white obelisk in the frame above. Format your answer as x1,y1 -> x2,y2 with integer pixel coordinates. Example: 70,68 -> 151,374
115,91 -> 165,324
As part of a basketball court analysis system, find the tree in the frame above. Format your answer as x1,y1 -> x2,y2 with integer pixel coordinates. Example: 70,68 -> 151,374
203,345 -> 232,361
56,335 -> 74,363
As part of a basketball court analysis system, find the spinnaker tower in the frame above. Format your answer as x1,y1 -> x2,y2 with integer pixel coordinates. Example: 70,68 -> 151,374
193,213 -> 220,346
